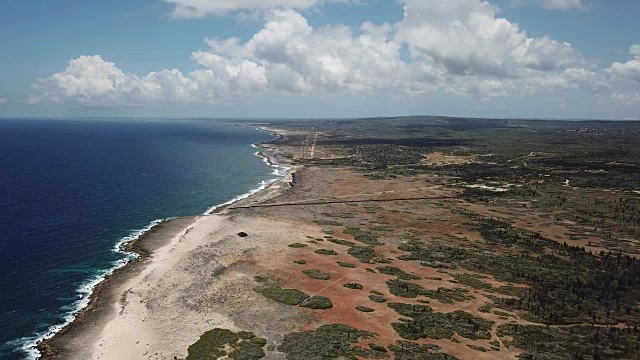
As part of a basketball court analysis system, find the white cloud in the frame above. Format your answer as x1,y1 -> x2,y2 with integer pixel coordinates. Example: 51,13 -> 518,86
34,1 -> 604,105
164,0 -> 361,18
608,59 -> 640,81
0,97 -> 8,104
540,0 -> 582,10
166,0 -> 315,18
508,0 -> 583,10
612,93 -> 640,105
607,45 -> 640,82
396,0 -> 585,78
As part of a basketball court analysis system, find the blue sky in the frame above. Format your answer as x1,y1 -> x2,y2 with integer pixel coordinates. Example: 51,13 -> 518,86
1,0 -> 639,119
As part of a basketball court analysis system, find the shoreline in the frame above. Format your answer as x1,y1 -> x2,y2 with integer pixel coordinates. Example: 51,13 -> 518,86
34,125 -> 294,359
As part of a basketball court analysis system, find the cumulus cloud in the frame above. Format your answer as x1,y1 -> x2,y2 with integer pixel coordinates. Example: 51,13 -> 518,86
607,45 -> 640,82
540,0 -> 582,10
396,0 -> 585,78
34,1 -> 603,104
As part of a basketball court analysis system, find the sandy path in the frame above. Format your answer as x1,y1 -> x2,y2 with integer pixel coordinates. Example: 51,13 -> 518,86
309,132 -> 318,158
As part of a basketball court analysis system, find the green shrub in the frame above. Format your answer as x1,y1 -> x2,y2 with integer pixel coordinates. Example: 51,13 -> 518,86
238,331 -> 255,340
386,279 -> 426,298
329,239 -> 357,246
388,303 -> 493,341
278,325 -> 379,359
497,324 -> 640,360
422,288 -> 473,304
251,338 -> 267,347
187,329 -> 267,360
303,270 -> 331,280
254,285 -> 309,306
344,227 -> 384,246
369,295 -> 387,303
337,262 -> 356,268
228,342 -> 266,360
356,306 -> 375,313
452,274 -> 492,290
343,283 -> 364,290
369,344 -> 387,353
349,246 -> 378,263
300,296 -> 333,309
389,341 -> 459,360
314,249 -> 338,255
377,266 -> 421,280
288,243 -> 308,248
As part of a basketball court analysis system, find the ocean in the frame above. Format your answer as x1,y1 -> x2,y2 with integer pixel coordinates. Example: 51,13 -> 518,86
0,119 -> 282,359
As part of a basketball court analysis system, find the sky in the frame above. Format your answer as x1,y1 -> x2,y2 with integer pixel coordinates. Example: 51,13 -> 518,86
0,0 -> 639,119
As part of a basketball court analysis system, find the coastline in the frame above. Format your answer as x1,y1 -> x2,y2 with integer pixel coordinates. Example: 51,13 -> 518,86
34,125 -> 294,359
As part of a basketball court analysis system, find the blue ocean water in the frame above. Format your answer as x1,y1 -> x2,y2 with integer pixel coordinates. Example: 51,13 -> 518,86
0,119 -> 281,359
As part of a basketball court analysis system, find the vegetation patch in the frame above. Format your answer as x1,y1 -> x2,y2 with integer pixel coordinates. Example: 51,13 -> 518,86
303,269 -> 331,280
369,344 -> 387,353
422,288 -> 474,305
389,303 -> 494,341
498,324 -> 640,360
313,219 -> 344,226
398,232 -> 640,326
369,295 -> 387,303
288,243 -> 308,248
377,266 -> 421,280
356,306 -> 375,313
293,260 -> 306,265
494,285 -> 527,297
386,279 -> 428,298
278,324 -> 383,359
344,283 -> 364,290
389,341 -> 459,360
375,258 -> 393,264
467,344 -> 489,352
344,227 -> 384,246
337,262 -> 356,268
254,284 -> 309,306
187,328 -> 266,360
314,249 -> 338,256
348,246 -> 379,263
329,238 -> 357,246
452,274 -> 492,290
300,296 -> 334,310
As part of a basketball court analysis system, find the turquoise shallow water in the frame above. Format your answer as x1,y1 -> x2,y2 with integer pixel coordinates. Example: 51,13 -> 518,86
0,119 -> 280,359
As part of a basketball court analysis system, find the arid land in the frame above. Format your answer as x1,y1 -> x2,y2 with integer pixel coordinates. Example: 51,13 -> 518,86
41,117 -> 640,359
